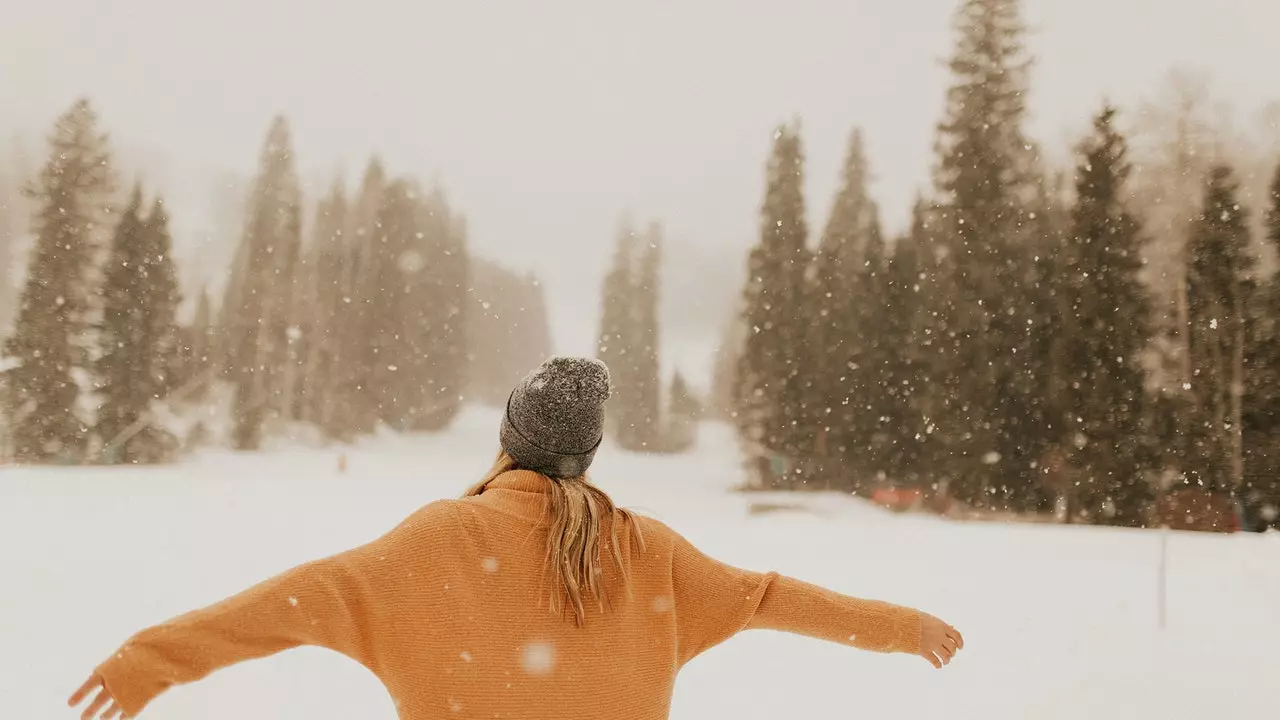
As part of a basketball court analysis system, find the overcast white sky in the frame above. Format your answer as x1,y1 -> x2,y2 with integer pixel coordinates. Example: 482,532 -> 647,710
4,0 -> 1279,386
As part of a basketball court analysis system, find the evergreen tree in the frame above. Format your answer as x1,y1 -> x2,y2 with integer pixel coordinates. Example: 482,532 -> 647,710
179,287 -> 214,401
806,129 -> 878,489
415,189 -> 469,431
366,178 -> 425,430
1241,162 -> 1280,529
1186,165 -> 1255,492
97,192 -> 181,463
2,100 -> 114,463
629,221 -> 663,450
857,215 -> 896,483
930,0 -> 1041,510
662,369 -> 701,452
301,178 -> 350,437
0,164 -> 17,332
362,180 -> 468,432
595,218 -> 663,451
882,200 -> 931,485
708,315 -> 746,422
598,219 -> 639,440
222,117 -> 303,450
1058,105 -> 1153,525
1024,172 -> 1076,518
343,158 -> 388,435
736,123 -> 809,486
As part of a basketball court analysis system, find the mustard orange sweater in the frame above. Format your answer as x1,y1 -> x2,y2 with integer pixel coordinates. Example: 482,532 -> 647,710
96,471 -> 922,719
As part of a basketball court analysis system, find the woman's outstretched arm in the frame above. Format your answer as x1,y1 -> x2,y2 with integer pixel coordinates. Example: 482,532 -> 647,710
662,521 -> 962,668
70,502 -> 447,719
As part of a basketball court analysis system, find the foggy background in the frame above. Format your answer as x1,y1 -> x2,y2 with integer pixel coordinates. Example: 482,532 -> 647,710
6,0 -> 1279,388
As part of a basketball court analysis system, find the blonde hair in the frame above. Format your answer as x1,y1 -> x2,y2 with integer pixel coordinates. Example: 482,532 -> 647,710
464,451 -> 644,626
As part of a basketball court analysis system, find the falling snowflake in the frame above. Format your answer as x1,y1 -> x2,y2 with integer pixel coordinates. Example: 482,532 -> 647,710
521,641 -> 555,675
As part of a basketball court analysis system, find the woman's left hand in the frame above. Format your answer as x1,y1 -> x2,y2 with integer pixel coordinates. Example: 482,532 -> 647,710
68,675 -> 126,720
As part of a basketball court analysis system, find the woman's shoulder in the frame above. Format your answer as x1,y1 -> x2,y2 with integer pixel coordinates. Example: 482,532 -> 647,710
626,512 -> 685,552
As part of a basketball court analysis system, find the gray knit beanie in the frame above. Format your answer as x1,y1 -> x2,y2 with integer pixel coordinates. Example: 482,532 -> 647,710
500,356 -> 612,479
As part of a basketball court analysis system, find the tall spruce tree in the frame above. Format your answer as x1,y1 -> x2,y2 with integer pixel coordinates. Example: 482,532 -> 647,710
1242,162 -> 1280,529
595,218 -> 663,451
0,165 -> 16,332
366,178 -> 425,430
630,221 -> 663,450
1186,165 -> 1255,492
736,123 -> 809,486
663,369 -> 700,452
97,192 -> 180,463
362,180 -> 468,432
415,189 -> 469,431
302,178 -> 350,437
343,158 -> 388,435
930,0 -> 1041,510
806,129 -> 878,489
222,117 -> 303,450
598,219 -> 638,440
3,100 -> 114,463
882,201 -> 929,485
1058,106 -> 1153,525
857,215 -> 896,482
179,287 -> 214,401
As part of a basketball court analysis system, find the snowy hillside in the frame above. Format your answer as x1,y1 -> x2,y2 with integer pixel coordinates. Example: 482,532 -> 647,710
4,406 -> 1278,719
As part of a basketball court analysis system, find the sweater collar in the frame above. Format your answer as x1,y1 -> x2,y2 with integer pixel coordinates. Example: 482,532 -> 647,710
471,470 -> 552,520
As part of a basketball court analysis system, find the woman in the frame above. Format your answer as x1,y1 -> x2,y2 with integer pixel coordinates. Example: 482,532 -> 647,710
70,356 -> 963,720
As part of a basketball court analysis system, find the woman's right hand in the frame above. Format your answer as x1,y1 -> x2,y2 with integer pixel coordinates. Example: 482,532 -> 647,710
69,674 -> 126,720
918,613 -> 964,668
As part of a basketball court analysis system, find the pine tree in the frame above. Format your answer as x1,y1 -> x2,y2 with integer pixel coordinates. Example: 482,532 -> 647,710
630,221 -> 663,450
1024,172 -> 1076,519
1241,162 -> 1280,529
0,164 -> 17,332
882,201 -> 931,485
223,117 -> 303,450
595,218 -> 663,451
414,188 -> 469,431
342,158 -> 388,435
857,215 -> 896,482
598,219 -> 639,441
806,129 -> 878,489
180,287 -> 214,401
736,123 -> 809,486
931,0 -> 1041,510
2,100 -> 114,463
97,192 -> 181,463
1058,105 -> 1153,525
662,369 -> 701,452
708,315 -> 745,422
366,178 -> 424,430
1186,165 -> 1255,492
301,178 -> 350,437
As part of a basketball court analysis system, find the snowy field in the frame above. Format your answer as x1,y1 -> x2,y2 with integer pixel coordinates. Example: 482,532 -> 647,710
4,406 -> 1279,719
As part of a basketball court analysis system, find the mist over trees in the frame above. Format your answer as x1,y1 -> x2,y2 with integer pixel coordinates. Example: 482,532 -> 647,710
0,100 -> 547,464
727,0 -> 1280,531
1,0 -> 1278,535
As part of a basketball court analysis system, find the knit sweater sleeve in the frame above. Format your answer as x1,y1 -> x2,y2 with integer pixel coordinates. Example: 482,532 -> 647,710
94,504 -> 442,717
665,523 -> 921,664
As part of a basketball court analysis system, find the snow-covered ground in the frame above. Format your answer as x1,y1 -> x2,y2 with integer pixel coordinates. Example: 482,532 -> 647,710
4,406 -> 1279,718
